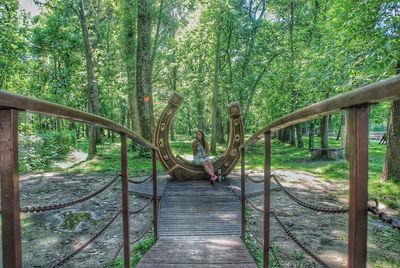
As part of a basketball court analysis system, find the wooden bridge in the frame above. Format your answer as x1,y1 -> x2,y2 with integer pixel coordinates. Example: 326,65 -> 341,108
137,180 -> 256,267
0,75 -> 400,267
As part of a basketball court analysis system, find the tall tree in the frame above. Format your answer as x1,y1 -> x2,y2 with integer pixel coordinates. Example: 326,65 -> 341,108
122,0 -> 141,134
75,0 -> 101,158
382,61 -> 400,182
211,12 -> 222,153
136,0 -> 154,141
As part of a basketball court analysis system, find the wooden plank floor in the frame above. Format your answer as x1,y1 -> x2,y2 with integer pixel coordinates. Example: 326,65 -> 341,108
137,236 -> 257,268
159,181 -> 241,236
137,180 -> 257,267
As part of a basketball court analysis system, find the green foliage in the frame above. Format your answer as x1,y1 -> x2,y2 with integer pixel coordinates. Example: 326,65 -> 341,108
19,129 -> 76,173
130,236 -> 155,267
66,138 -> 160,175
108,235 -> 155,267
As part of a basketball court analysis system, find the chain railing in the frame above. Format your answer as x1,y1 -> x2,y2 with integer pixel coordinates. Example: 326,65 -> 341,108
271,174 -> 349,214
245,173 -> 400,267
368,199 -> 400,230
239,75 -> 400,267
20,172 -> 122,213
0,90 -> 159,268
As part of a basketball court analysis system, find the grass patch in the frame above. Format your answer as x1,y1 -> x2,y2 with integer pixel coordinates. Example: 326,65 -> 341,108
109,235 -> 155,267
244,233 -> 281,268
52,138 -> 163,176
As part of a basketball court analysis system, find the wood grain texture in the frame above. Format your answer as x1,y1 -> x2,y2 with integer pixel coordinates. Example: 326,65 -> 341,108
137,237 -> 256,268
137,180 -> 256,267
158,181 -> 241,237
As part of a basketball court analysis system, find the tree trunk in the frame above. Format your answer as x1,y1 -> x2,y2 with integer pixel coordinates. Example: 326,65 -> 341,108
78,0 -> 101,158
308,121 -> 315,150
150,0 -> 164,74
122,0 -> 141,134
290,126 -> 296,146
336,115 -> 342,140
278,129 -> 283,142
321,115 -> 329,156
196,58 -> 206,132
296,123 -> 303,148
216,110 -> 224,143
382,61 -> 400,181
282,127 -> 290,143
211,17 -> 222,153
136,0 -> 154,142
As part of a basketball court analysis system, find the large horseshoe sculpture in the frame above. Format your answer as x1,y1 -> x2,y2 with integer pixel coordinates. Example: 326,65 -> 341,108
154,92 -> 244,181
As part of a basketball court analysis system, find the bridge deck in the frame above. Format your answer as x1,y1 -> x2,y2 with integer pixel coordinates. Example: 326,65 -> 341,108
137,180 -> 257,267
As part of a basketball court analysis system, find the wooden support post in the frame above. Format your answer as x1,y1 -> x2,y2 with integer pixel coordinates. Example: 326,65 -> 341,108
347,105 -> 369,268
152,149 -> 158,241
263,131 -> 271,268
240,147 -> 246,239
121,134 -> 130,268
0,109 -> 22,268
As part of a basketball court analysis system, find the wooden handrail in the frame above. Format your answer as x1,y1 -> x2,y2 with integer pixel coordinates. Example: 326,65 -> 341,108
0,90 -> 157,150
241,75 -> 400,149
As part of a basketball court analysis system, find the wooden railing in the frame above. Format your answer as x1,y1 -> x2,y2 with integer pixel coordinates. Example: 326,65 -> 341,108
239,75 -> 400,268
0,90 -> 158,268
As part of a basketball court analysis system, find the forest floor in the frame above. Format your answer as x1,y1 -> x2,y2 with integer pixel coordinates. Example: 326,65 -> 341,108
245,169 -> 400,268
8,135 -> 400,267
2,171 -> 155,267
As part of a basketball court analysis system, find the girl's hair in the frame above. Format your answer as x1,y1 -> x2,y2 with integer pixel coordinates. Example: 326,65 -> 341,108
196,130 -> 206,147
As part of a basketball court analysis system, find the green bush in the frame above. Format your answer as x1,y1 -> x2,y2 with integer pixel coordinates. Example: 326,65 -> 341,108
19,130 -> 76,173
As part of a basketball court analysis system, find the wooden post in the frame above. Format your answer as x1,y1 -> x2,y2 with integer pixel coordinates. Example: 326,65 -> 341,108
347,105 -> 369,268
240,147 -> 246,239
0,109 -> 22,268
152,149 -> 158,241
263,131 -> 271,268
120,134 -> 130,268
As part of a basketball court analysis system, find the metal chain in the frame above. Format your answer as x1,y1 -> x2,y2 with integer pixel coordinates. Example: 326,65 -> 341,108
248,231 -> 264,248
52,210 -> 121,267
271,174 -> 349,214
128,174 -> 152,184
106,242 -> 124,268
246,198 -> 264,214
247,231 -> 281,268
131,217 -> 153,244
271,210 -> 330,268
129,198 -> 153,215
368,200 -> 400,230
21,173 -> 121,213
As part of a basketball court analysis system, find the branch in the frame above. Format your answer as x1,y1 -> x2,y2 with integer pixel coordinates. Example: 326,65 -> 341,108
33,0 -> 56,9
243,51 -> 286,118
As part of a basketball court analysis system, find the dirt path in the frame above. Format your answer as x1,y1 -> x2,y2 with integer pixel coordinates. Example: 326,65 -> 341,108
1,172 -> 154,267
246,169 -> 400,268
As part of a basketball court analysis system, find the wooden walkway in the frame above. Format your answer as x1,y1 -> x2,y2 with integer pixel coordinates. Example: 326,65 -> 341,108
137,180 -> 257,267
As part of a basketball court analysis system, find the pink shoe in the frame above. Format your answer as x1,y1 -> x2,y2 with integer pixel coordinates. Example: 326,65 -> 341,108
209,175 -> 217,184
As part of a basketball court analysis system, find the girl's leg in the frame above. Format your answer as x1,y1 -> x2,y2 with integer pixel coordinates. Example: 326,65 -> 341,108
202,162 -> 214,176
206,160 -> 215,175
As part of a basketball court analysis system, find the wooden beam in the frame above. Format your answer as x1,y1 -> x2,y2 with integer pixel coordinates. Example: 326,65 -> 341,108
0,90 -> 156,149
121,134 -> 130,268
347,105 -> 369,268
263,131 -> 271,268
240,148 -> 246,239
0,109 -> 22,268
